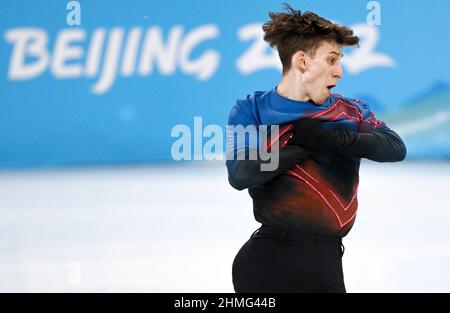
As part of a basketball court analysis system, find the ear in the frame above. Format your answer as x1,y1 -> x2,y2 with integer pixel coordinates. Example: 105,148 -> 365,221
294,50 -> 308,72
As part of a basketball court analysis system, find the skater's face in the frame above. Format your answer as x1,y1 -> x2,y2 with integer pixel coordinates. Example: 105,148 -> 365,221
298,40 -> 344,105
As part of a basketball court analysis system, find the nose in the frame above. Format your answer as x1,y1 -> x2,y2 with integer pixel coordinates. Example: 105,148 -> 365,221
334,63 -> 344,79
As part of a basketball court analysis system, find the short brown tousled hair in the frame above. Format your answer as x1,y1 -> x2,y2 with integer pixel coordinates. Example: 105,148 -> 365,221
262,3 -> 359,75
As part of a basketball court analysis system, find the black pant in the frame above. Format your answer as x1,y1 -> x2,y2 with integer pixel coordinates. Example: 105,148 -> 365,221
232,225 -> 346,293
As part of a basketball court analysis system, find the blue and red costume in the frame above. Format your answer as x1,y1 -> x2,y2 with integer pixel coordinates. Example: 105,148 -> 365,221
226,87 -> 406,237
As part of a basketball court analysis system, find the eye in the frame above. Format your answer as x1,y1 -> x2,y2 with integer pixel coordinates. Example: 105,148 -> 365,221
329,58 -> 336,65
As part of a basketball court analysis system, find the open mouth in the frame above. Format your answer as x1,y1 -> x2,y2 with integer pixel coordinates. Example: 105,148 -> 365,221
326,84 -> 336,94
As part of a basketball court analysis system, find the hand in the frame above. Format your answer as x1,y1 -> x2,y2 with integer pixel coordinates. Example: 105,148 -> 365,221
288,118 -> 339,151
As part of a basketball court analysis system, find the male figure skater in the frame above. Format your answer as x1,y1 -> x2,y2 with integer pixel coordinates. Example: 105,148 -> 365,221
226,4 -> 406,293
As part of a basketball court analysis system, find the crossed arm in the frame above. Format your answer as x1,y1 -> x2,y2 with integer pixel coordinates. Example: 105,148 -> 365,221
226,120 -> 407,191
289,118 -> 407,162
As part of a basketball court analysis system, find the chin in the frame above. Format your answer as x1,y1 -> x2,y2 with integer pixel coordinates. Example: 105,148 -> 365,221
312,96 -> 329,105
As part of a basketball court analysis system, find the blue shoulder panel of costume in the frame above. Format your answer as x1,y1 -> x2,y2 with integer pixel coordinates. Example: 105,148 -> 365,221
231,90 -> 268,125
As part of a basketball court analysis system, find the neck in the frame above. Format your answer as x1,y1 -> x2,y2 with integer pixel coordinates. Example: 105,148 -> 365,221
276,72 -> 311,102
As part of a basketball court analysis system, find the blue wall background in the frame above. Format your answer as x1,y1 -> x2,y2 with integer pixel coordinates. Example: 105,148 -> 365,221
1,0 -> 450,168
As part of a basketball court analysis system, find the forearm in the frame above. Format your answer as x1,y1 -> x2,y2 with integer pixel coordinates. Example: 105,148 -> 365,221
334,128 -> 407,162
226,145 -> 310,190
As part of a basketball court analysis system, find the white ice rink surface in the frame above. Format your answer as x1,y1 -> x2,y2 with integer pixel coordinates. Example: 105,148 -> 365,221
0,161 -> 449,293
